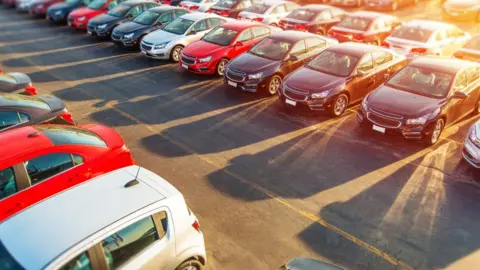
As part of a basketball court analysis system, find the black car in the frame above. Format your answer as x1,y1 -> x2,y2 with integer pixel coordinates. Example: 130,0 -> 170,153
225,31 -> 338,96
207,0 -> 252,18
47,0 -> 91,23
0,94 -> 75,132
454,34 -> 480,62
86,0 -> 158,38
0,72 -> 36,95
111,6 -> 189,49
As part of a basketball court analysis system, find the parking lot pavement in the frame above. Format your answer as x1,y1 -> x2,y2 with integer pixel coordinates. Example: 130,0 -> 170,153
1,2 -> 480,269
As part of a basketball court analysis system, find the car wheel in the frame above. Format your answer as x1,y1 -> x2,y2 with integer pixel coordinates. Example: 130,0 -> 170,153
170,45 -> 183,62
426,118 -> 444,146
267,75 -> 282,96
391,0 -> 398,11
175,259 -> 203,270
216,59 -> 228,76
330,94 -> 348,117
137,35 -> 145,49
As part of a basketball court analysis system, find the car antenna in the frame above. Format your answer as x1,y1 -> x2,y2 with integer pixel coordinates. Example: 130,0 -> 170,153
124,166 -> 141,188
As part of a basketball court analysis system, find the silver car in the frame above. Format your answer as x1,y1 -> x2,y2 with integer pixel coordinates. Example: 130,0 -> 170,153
140,12 -> 227,62
384,20 -> 471,60
178,0 -> 219,12
464,120 -> 480,169
237,0 -> 299,26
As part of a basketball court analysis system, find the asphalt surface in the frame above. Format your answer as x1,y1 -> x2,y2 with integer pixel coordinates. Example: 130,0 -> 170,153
1,2 -> 480,269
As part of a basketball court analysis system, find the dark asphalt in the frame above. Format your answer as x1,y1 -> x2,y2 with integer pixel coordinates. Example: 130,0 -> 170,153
1,2 -> 480,269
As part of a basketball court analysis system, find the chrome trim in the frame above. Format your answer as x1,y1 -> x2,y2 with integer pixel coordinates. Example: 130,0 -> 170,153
226,67 -> 246,82
283,86 -> 308,101
369,107 -> 403,120
367,112 -> 402,128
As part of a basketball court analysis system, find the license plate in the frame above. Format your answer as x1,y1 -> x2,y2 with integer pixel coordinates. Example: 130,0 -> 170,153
87,30 -> 92,35
228,80 -> 237,87
182,63 -> 188,69
372,124 -> 386,134
141,50 -> 147,55
285,99 -> 296,106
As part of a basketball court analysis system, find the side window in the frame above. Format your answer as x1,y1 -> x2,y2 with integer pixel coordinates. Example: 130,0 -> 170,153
208,18 -> 224,28
305,38 -> 326,52
290,40 -> 306,57
145,3 -> 156,9
153,211 -> 169,239
465,67 -> 479,86
252,26 -> 270,38
102,216 -> 159,269
72,154 -> 84,166
316,10 -> 332,21
0,111 -> 29,130
59,251 -> 92,270
174,9 -> 188,18
237,29 -> 253,42
191,19 -> 208,32
454,71 -> 468,91
271,4 -> 286,14
127,6 -> 143,17
0,167 -> 17,200
157,11 -> 172,23
372,51 -> 392,66
24,153 -> 75,185
357,54 -> 374,73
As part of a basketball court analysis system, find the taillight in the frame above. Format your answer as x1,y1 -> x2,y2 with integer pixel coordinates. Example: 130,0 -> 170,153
25,85 -> 37,95
353,33 -> 364,40
192,220 -> 201,232
411,47 -> 428,54
252,17 -> 262,22
189,5 -> 199,10
295,24 -> 308,31
453,52 -> 463,59
60,110 -> 75,125
381,41 -> 390,48
327,29 -> 335,36
206,9 -> 213,13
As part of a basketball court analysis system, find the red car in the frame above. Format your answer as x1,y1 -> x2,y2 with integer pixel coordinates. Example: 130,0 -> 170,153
0,124 -> 135,222
327,11 -> 400,46
29,0 -> 63,16
180,21 -> 275,76
67,0 -> 124,30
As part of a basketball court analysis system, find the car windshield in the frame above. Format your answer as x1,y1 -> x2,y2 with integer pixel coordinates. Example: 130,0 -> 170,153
0,75 -> 17,84
0,241 -> 23,270
87,0 -> 105,10
202,26 -> 238,46
386,66 -> 453,98
36,125 -> 107,147
163,18 -> 194,35
390,26 -> 433,43
214,0 -> 236,8
0,94 -> 50,110
286,9 -> 315,21
107,5 -> 130,17
245,3 -> 271,14
337,17 -> 372,31
464,35 -> 480,50
306,51 -> 359,77
249,38 -> 292,61
133,10 -> 160,25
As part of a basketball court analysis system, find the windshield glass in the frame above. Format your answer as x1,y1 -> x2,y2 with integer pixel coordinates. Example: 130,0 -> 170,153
245,3 -> 271,14
0,241 -> 23,270
249,38 -> 292,61
337,17 -> 372,31
286,9 -> 315,21
214,0 -> 236,8
87,0 -> 106,10
386,66 -> 453,98
36,125 -> 107,147
163,18 -> 194,35
390,26 -> 433,43
202,26 -> 238,46
307,51 -> 359,77
133,10 -> 159,25
464,35 -> 480,50
66,0 -> 82,4
107,5 -> 130,17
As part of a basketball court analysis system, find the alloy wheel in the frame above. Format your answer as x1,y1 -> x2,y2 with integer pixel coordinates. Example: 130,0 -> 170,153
171,46 -> 182,62
430,119 -> 444,145
217,59 -> 228,76
268,76 -> 282,95
332,94 -> 348,116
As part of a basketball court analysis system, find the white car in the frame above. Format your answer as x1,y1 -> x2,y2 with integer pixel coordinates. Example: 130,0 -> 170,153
141,12 -> 227,62
179,0 -> 219,12
237,0 -> 299,26
16,0 -> 36,11
464,120 -> 480,169
384,20 -> 471,60
0,166 -> 207,270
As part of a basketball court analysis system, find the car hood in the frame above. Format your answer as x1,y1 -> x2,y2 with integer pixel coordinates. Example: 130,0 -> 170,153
285,67 -> 346,93
446,0 -> 479,9
229,52 -> 278,73
182,40 -> 227,57
143,29 -> 182,44
114,21 -> 149,33
89,13 -> 120,24
69,7 -> 98,18
37,94 -> 66,112
367,85 -> 442,117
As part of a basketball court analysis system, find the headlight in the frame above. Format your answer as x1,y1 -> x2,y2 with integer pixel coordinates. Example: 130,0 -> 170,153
406,113 -> 430,126
123,33 -> 134,39
199,56 -> 212,63
469,127 -> 480,147
54,10 -> 63,15
78,16 -> 86,21
97,24 -> 108,29
311,91 -> 329,99
154,43 -> 167,50
248,72 -> 263,80
361,97 -> 368,111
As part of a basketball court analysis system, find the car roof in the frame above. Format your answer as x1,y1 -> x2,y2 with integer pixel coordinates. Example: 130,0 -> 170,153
409,57 -> 480,75
269,30 -> 319,42
149,5 -> 183,12
122,0 -> 154,5
347,10 -> 393,20
0,166 -> 180,270
220,20 -> 263,30
180,11 -> 219,21
403,20 -> 454,31
0,93 -> 50,110
0,125 -> 53,165
300,4 -> 333,11
327,42 -> 381,58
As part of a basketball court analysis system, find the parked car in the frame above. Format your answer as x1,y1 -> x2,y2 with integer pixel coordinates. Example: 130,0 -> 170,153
464,119 -> 480,168
327,11 -> 400,45
0,94 -> 75,132
330,0 -> 363,7
47,0 -> 92,23
28,0 -> 63,17
87,0 -> 158,37
0,124 -> 135,221
206,0 -> 252,18
384,20 -> 471,60
0,165 -> 206,270
280,42 -> 406,116
112,6 -> 189,49
278,4 -> 345,36
454,34 -> 480,62
280,258 -> 344,270
2,0 -> 17,8
225,31 -> 338,95
364,0 -> 420,11
16,0 -> 35,12
180,20 -> 276,76
443,0 -> 480,22
237,0 -> 299,27
0,72 -> 36,95
179,0 -> 218,12
140,12 -> 227,62
358,57 -> 480,145
67,0 -> 126,30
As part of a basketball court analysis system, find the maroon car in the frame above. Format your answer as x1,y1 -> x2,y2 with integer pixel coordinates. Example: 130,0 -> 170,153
280,42 -> 407,116
327,11 -> 400,46
29,0 -> 63,16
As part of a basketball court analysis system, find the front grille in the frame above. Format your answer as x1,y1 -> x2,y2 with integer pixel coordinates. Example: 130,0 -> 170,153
370,107 -> 403,120
367,112 -> 401,128
284,85 -> 308,101
181,53 -> 196,65
226,68 -> 246,82
141,43 -> 152,51
111,32 -> 121,40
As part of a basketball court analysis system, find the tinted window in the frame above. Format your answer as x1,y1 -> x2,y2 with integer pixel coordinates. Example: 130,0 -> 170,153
455,72 -> 468,89
174,10 -> 188,18
191,19 -> 208,32
305,38 -> 326,52
250,38 -> 292,61
145,3 -> 156,9
87,0 -> 106,10
25,153 -> 75,185
290,40 -> 306,57
307,51 -> 359,77
435,31 -> 446,41
0,94 -> 50,110
316,10 -> 332,21
0,167 -> 16,200
237,29 -> 252,42
127,5 -> 143,17
36,126 -> 107,147
337,16 -> 372,31
286,9 -> 316,21
107,5 -> 130,16
203,27 -> 238,46
252,26 -> 269,38
133,10 -> 160,25
246,3 -> 271,14
72,154 -> 84,166
271,4 -> 286,14
163,18 -> 194,35
208,18 -> 225,28
357,54 -> 374,73
390,26 -> 433,43
59,251 -> 92,270
102,216 -> 159,269
372,51 -> 392,66
157,11 -> 172,23
0,111 -> 27,130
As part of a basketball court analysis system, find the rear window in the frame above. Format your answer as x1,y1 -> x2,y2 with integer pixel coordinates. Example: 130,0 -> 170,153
0,94 -> 50,110
35,126 -> 107,147
0,241 -> 23,270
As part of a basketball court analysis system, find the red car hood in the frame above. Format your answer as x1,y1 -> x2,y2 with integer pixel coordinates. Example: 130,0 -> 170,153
69,7 -> 103,18
182,40 -> 227,58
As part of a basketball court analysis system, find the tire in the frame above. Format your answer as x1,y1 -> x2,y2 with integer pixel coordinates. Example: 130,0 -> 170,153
175,259 -> 203,270
137,35 -> 145,50
266,75 -> 282,96
170,45 -> 183,62
425,118 -> 444,146
329,93 -> 349,117
216,58 -> 228,76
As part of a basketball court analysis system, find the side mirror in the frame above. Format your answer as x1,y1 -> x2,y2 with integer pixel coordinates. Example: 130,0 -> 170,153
188,30 -> 197,36
234,41 -> 244,47
452,91 -> 467,99
289,55 -> 298,61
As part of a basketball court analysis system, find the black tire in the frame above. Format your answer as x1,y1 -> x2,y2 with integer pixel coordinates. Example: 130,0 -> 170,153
170,45 -> 183,62
329,94 -> 349,117
175,259 -> 203,270
216,59 -> 229,76
425,118 -> 444,146
266,75 -> 282,96
137,35 -> 145,50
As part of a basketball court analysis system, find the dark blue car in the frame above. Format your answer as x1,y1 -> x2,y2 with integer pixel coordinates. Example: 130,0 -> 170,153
46,0 -> 91,23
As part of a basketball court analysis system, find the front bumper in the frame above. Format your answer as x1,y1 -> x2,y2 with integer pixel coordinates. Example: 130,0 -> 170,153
68,17 -> 87,29
111,33 -> 137,47
223,76 -> 267,93
46,10 -> 67,21
280,87 -> 332,111
180,56 -> 217,75
87,25 -> 112,37
140,42 -> 171,59
463,138 -> 480,168
30,5 -> 47,15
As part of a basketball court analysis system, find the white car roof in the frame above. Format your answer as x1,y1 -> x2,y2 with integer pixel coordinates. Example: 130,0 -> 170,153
403,20 -> 454,31
180,11 -> 221,21
0,166 -> 181,270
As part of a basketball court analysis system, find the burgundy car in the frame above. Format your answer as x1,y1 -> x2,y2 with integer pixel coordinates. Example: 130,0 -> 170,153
29,0 -> 63,16
280,42 -> 406,116
327,11 -> 400,46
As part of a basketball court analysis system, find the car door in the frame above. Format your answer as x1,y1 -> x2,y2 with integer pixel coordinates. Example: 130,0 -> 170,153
0,110 -> 29,132
448,70 -> 469,123
154,11 -> 174,29
460,67 -> 480,117
231,28 -> 255,57
313,9 -> 335,35
372,50 -> 396,89
282,40 -> 307,74
349,53 -> 376,103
